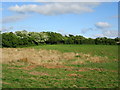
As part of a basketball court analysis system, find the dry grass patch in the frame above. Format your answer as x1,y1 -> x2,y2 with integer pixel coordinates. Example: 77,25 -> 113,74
2,48 -> 109,68
72,60 -> 85,65
29,71 -> 49,76
77,68 -> 104,72
21,64 -> 37,70
2,82 -> 11,85
8,64 -> 37,70
42,63 -> 73,69
72,53 -> 108,65
64,67 -> 110,72
67,73 -> 83,77
2,48 -> 77,65
86,56 -> 108,63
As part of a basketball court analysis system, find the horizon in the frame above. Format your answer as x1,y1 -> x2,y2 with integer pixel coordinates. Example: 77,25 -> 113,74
1,30 -> 119,39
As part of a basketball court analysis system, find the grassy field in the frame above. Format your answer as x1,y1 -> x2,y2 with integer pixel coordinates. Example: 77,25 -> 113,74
27,45 -> 118,60
2,45 -> 119,88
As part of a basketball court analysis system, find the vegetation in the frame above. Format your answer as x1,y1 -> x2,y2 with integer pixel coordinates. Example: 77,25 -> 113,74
2,45 -> 118,88
1,30 -> 119,88
1,30 -> 120,48
27,45 -> 118,60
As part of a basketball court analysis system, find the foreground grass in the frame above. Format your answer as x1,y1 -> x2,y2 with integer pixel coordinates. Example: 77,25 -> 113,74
2,62 -> 118,88
2,45 -> 119,88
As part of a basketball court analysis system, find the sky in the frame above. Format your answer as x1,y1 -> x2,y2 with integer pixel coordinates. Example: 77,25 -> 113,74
1,1 -> 119,38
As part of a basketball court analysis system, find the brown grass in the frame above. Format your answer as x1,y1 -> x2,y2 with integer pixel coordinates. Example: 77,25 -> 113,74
2,48 -> 108,68
2,81 -> 10,85
2,48 -> 76,65
42,63 -> 73,69
21,65 -> 38,70
29,71 -> 49,76
67,73 -> 83,77
7,65 -> 37,70
71,53 -> 108,65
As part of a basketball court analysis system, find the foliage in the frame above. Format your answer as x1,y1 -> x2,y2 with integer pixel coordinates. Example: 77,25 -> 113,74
2,32 -> 19,47
1,30 -> 120,47
46,32 -> 65,44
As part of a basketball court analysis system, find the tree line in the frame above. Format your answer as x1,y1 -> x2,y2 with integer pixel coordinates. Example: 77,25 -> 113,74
1,30 -> 120,47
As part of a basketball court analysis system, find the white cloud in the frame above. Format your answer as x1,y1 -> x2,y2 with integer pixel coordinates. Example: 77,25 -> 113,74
0,26 -> 14,32
80,22 -> 118,38
95,22 -> 111,29
35,0 -> 119,2
94,30 -> 118,37
2,14 -> 28,24
1,0 -> 120,2
9,2 -> 100,15
94,22 -> 117,38
103,30 -> 118,37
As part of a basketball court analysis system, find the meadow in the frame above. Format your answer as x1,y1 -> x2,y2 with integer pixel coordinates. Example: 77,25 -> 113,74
2,45 -> 119,88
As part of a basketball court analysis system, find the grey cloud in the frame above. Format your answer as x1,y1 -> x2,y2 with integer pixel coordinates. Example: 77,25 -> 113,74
81,28 -> 93,34
0,26 -> 14,32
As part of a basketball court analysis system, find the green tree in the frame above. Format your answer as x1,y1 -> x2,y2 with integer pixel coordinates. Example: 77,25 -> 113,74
2,32 -> 19,47
46,32 -> 64,44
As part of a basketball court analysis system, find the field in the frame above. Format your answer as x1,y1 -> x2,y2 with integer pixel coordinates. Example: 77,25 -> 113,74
1,45 -> 119,88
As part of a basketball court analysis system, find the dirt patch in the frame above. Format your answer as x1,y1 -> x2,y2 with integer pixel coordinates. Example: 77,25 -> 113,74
21,65 -> 37,70
42,63 -> 73,69
8,67 -> 20,69
65,67 -> 109,72
2,82 -> 10,85
29,71 -> 49,76
77,69 -> 88,72
8,64 -> 37,70
77,67 -> 111,72
110,70 -> 118,72
85,68 -> 105,72
67,74 -> 83,77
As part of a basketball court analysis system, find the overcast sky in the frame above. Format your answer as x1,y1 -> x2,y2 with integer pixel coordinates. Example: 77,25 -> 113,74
1,1 -> 119,38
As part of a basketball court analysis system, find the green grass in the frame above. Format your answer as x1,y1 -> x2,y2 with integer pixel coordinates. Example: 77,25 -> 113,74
2,45 -> 119,88
26,44 -> 118,60
2,63 -> 118,88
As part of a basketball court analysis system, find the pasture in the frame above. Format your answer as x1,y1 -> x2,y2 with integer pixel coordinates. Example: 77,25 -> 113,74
2,45 -> 119,88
